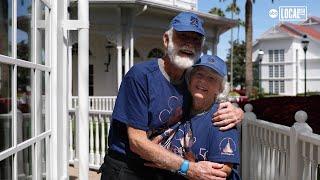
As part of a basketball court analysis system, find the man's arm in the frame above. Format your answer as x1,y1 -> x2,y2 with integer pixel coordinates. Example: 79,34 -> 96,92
213,102 -> 244,131
128,126 -> 228,180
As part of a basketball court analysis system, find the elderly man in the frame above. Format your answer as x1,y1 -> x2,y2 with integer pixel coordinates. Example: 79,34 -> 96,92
99,12 -> 243,180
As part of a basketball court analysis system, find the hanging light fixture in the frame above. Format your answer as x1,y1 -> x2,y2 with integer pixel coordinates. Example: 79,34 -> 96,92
104,41 -> 114,72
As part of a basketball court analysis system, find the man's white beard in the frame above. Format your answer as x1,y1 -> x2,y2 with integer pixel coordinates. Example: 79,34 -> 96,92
167,38 -> 200,70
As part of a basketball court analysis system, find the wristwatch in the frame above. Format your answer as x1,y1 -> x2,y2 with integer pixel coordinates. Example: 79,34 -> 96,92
177,160 -> 190,176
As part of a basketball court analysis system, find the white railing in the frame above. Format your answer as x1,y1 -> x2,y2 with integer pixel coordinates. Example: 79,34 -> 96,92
68,109 -> 112,170
71,96 -> 116,112
242,104 -> 320,180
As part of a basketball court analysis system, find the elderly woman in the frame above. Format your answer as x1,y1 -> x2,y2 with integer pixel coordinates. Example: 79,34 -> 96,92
151,55 -> 240,179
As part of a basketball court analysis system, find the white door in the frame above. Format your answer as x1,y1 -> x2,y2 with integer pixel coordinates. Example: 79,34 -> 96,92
0,0 -> 52,179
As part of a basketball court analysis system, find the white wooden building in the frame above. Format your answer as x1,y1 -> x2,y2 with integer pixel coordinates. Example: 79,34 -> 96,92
69,0 -> 237,97
252,17 -> 320,96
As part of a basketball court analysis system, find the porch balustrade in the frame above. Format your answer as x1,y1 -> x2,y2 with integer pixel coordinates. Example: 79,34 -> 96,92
242,104 -> 320,180
68,109 -> 112,170
71,96 -> 116,112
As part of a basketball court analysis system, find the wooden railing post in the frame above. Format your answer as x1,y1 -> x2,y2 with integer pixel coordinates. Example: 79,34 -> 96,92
100,115 -> 106,164
94,115 -> 100,165
242,104 -> 256,180
69,113 -> 74,161
289,110 -> 312,180
89,115 -> 94,164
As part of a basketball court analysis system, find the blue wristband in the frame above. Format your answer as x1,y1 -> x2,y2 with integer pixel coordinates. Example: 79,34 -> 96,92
177,160 -> 189,176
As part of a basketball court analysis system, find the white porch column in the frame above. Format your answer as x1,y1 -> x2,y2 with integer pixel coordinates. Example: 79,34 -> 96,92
117,8 -> 123,89
68,45 -> 73,108
129,9 -> 134,68
78,0 -> 89,179
124,8 -> 133,74
211,29 -> 220,55
52,0 -> 70,178
130,28 -> 134,67
124,36 -> 130,74
117,45 -> 123,89
212,37 -> 219,55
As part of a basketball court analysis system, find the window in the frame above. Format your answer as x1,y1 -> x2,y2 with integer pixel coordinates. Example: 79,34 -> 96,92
269,81 -> 273,93
89,65 -> 94,96
268,50 -> 273,62
0,0 -> 51,179
275,81 -> 279,94
269,65 -> 273,78
280,49 -> 285,62
280,65 -> 285,77
274,65 -> 279,77
274,50 -> 279,62
280,81 -> 285,93
268,49 -> 284,63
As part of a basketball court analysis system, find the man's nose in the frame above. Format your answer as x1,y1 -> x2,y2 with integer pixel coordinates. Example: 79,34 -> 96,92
183,41 -> 194,49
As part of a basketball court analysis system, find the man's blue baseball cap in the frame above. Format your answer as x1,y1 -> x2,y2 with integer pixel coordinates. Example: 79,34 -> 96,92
193,55 -> 227,77
170,12 -> 205,36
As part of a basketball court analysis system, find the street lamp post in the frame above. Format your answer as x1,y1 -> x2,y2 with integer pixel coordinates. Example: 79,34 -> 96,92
258,49 -> 264,94
301,34 -> 309,97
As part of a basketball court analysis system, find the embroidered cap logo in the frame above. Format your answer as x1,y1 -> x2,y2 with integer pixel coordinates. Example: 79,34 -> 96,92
207,57 -> 215,64
173,19 -> 181,25
190,16 -> 199,28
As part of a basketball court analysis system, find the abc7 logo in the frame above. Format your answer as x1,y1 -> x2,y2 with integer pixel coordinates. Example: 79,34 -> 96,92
269,9 -> 278,18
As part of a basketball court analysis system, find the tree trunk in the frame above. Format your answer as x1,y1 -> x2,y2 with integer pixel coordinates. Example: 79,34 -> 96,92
245,0 -> 253,97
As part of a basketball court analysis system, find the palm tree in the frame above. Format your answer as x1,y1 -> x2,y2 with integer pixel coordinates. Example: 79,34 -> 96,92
209,7 -> 225,17
245,0 -> 275,97
225,1 -> 240,90
226,1 -> 240,16
236,19 -> 245,43
218,0 -> 276,97
245,0 -> 254,97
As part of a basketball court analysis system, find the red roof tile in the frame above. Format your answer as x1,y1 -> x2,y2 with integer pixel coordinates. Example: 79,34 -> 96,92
279,22 -> 320,41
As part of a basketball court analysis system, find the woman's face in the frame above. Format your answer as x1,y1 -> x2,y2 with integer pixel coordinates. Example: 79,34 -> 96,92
189,66 -> 222,109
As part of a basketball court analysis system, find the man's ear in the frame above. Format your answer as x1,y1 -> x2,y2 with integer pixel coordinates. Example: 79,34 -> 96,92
163,33 -> 169,49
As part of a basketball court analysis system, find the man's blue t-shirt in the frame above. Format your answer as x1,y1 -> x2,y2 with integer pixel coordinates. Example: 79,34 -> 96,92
108,59 -> 190,155
165,104 -> 240,165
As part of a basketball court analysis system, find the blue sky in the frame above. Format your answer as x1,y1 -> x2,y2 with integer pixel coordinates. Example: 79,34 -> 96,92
198,0 -> 320,60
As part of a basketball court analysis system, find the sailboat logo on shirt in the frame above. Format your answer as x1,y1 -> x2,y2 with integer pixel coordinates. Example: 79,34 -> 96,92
158,96 -> 182,124
219,137 -> 236,156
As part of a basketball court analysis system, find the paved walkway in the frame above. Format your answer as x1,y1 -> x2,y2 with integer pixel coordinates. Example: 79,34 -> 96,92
69,166 -> 101,180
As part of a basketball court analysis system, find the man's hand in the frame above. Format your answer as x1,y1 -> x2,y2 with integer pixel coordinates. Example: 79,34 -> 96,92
187,161 -> 227,180
213,102 -> 244,131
